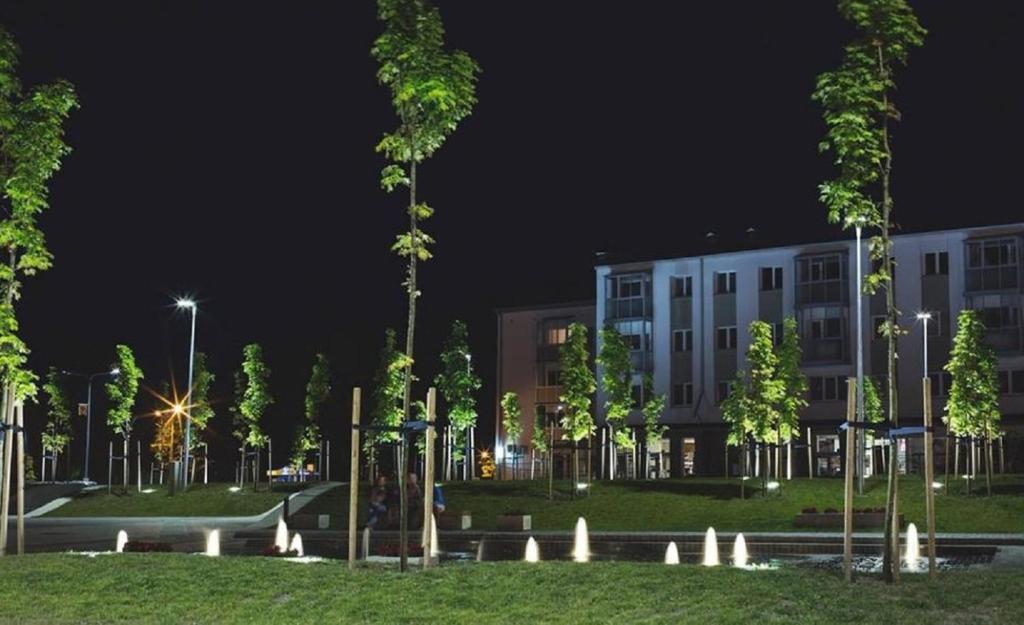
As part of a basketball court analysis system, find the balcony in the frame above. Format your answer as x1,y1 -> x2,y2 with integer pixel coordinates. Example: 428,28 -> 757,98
605,296 -> 652,320
630,350 -> 654,372
965,267 -> 1019,292
536,386 -> 563,404
801,338 -> 846,364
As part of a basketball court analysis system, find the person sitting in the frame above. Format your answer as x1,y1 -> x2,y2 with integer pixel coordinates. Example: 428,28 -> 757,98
366,475 -> 389,529
432,483 -> 446,515
406,472 -> 424,529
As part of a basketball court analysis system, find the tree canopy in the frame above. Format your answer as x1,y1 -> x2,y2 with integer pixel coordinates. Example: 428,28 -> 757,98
105,345 -> 143,439
945,310 -> 1000,439
559,322 -> 595,443
231,343 -> 272,449
598,325 -> 633,448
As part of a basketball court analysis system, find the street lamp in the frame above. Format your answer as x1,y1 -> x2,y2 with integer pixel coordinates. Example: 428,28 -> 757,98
916,312 -> 932,380
846,215 -> 867,492
61,367 -> 120,484
176,297 -> 197,489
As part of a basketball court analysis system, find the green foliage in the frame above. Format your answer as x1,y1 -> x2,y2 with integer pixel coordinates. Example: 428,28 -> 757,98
500,391 -> 522,443
775,317 -> 808,442
231,344 -> 273,449
0,26 -> 78,401
105,345 -> 144,438
367,329 -> 407,451
746,321 -> 784,444
559,322 -> 596,443
597,325 -> 633,448
151,380 -> 179,464
641,374 -> 666,446
945,310 -> 1000,438
531,404 -> 549,454
435,320 -> 481,432
293,354 -> 331,468
41,367 -> 72,454
721,371 -> 753,447
188,353 -> 215,447
863,376 -> 884,424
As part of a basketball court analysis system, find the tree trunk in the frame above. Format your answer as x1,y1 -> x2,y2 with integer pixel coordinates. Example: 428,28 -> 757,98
740,440 -> 747,500
985,432 -> 993,496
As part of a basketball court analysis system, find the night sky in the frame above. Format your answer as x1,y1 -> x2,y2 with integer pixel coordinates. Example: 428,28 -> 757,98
0,2 -> 1020,477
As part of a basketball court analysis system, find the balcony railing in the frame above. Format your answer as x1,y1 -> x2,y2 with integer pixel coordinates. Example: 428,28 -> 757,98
796,281 -> 848,306
801,338 -> 846,363
605,296 -> 652,320
965,267 -> 1019,292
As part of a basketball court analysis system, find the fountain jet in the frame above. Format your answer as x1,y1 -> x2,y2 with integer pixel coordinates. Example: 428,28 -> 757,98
206,530 -> 220,557
524,537 -> 540,563
732,533 -> 748,568
572,517 -> 590,563
430,514 -> 441,558
664,541 -> 680,565
115,530 -> 128,553
702,527 -> 719,566
905,522 -> 921,571
274,517 -> 289,553
289,533 -> 304,557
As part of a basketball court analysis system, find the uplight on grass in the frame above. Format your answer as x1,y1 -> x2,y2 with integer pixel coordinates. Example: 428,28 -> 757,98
228,486 -> 242,493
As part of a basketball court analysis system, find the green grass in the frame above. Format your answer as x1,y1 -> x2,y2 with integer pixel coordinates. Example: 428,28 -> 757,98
45,482 -> 303,517
306,475 -> 1024,533
0,554 -> 1020,624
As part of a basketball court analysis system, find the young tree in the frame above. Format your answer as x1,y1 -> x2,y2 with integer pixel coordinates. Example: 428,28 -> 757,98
435,320 -> 481,480
813,0 -> 925,582
293,354 -> 330,475
500,391 -> 522,479
945,310 -> 999,496
372,0 -> 480,445
559,322 -> 596,489
151,380 -> 180,468
598,325 -> 633,478
366,329 -> 406,477
775,317 -> 808,481
0,26 -> 78,451
188,353 -> 215,450
721,371 -> 753,498
745,321 -> 784,494
641,374 -> 666,480
105,345 -> 144,491
40,367 -> 73,478
531,404 -> 549,480
231,344 -> 273,489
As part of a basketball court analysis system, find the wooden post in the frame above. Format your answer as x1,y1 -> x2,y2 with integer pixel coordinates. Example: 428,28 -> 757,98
843,377 -> 856,583
137,440 -> 142,493
268,438 -> 273,492
15,400 -> 24,554
422,388 -> 436,569
943,435 -> 950,493
326,440 -> 331,481
999,435 -> 1005,474
807,427 -> 813,478
107,441 -> 113,494
347,387 -> 361,570
0,384 -> 13,556
922,377 -> 937,577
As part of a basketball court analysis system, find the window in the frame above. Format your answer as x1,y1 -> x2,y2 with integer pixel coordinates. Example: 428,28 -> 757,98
928,372 -> 952,397
999,370 -> 1024,395
717,326 -> 737,350
673,329 -> 693,352
797,253 -> 847,305
614,319 -> 651,352
672,276 -> 693,298
809,376 -> 849,401
761,267 -> 783,291
966,238 -> 1019,291
672,383 -> 694,406
631,384 -> 643,409
617,277 -> 643,298
540,318 -> 569,345
715,271 -> 736,294
811,317 -> 843,339
716,381 -> 730,404
771,322 -> 785,347
923,252 -> 949,276
925,311 -> 943,336
538,364 -> 563,387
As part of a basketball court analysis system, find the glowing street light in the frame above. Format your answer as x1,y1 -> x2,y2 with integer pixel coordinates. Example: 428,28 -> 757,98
61,367 -> 120,483
175,296 -> 198,489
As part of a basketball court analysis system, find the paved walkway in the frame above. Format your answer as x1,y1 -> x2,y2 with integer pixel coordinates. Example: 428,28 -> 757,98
3,481 -> 340,554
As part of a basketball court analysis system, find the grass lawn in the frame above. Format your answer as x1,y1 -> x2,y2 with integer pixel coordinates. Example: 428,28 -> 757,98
0,554 -> 1020,624
305,475 -> 1024,533
44,482 -> 303,517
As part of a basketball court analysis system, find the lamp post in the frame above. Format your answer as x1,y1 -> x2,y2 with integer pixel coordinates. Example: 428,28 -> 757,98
176,298 -> 197,489
916,312 -> 931,380
61,368 -> 120,484
848,216 -> 867,493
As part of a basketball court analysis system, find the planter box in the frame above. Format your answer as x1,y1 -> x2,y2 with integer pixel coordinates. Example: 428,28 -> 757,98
496,514 -> 532,532
290,513 -> 330,530
794,512 -> 904,529
438,510 -> 472,530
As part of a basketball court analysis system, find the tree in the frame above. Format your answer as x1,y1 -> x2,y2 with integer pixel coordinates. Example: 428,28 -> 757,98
372,0 -> 480,442
531,404 -> 549,480
293,353 -> 330,474
945,310 -> 999,496
721,371 -> 753,498
105,345 -> 143,491
598,325 -> 633,478
641,374 -> 666,480
775,317 -> 808,481
151,380 -> 180,467
0,25 -> 78,442
559,322 -> 596,489
813,0 -> 925,583
232,343 -> 272,447
745,321 -> 784,494
188,353 -> 215,451
365,329 -> 406,477
435,320 -> 481,480
40,367 -> 72,477
500,391 -> 522,479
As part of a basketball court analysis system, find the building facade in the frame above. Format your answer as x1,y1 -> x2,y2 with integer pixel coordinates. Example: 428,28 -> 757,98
494,301 -> 595,478
595,223 -> 1024,478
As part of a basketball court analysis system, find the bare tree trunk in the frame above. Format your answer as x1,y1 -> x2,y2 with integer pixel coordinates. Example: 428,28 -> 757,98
985,432 -> 993,496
